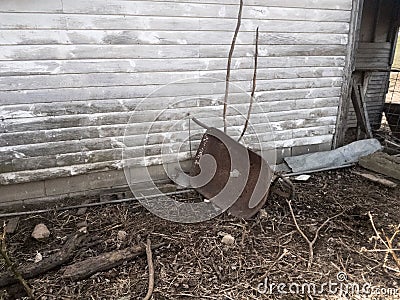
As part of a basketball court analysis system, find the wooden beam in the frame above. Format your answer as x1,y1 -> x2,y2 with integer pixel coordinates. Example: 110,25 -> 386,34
334,0 -> 364,147
351,79 -> 373,139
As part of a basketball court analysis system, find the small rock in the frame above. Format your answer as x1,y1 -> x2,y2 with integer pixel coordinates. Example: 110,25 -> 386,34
117,230 -> 128,241
221,234 -> 235,245
5,217 -> 19,234
31,224 -> 50,240
79,227 -> 88,234
34,251 -> 43,263
230,169 -> 240,178
259,209 -> 268,219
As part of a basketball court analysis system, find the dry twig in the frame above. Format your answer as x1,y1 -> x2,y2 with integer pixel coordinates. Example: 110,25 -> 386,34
278,175 -> 343,269
0,223 -> 34,299
223,0 -> 243,133
0,229 -> 87,288
238,26 -> 259,142
143,238 -> 155,300
368,212 -> 400,271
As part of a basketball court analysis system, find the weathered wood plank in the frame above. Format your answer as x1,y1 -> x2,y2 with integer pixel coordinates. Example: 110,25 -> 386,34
0,43 -> 348,61
0,13 -> 351,31
0,56 -> 346,76
0,0 -> 62,12
0,67 -> 344,91
154,0 -> 352,10
0,161 -> 122,185
0,45 -> 204,61
58,1 -> 351,21
0,95 -> 341,132
0,0 -> 353,11
0,24 -> 350,46
0,76 -> 343,105
0,30 -> 347,45
0,93 -> 340,119
358,42 -> 392,49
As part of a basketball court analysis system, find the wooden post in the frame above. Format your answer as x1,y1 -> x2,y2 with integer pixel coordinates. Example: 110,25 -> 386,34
351,79 -> 373,139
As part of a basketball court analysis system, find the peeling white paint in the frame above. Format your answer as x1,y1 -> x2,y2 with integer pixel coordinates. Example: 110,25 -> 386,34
13,151 -> 26,159
218,6 -> 226,17
138,32 -> 161,44
111,138 -> 125,148
112,160 -> 123,169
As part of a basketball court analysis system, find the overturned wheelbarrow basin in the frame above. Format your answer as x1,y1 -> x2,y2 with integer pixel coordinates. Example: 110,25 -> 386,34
189,127 -> 273,219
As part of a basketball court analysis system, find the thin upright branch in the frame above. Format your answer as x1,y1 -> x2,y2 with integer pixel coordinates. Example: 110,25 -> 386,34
0,223 -> 34,299
223,0 -> 243,134
238,26 -> 259,142
143,238 -> 155,300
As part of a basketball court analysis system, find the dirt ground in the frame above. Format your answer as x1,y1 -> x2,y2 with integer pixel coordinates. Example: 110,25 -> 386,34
0,166 -> 399,300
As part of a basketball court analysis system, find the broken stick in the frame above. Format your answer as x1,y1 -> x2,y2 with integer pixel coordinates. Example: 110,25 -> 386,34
0,223 -> 34,298
0,229 -> 87,288
143,238 -> 154,300
223,0 -> 243,133
238,26 -> 259,142
62,242 -> 164,281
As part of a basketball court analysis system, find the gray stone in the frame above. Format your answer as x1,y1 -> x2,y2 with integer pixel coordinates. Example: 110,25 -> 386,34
31,223 -> 50,240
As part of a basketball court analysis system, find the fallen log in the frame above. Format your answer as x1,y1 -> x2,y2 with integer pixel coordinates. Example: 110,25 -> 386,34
62,242 -> 164,281
0,229 -> 87,288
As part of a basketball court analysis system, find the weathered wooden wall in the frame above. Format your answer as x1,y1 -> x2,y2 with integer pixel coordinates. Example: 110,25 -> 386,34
0,0 -> 353,203
347,0 -> 400,128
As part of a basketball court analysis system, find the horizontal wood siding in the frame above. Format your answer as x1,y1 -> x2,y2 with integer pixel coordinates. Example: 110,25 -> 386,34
355,42 -> 392,71
0,0 -> 352,184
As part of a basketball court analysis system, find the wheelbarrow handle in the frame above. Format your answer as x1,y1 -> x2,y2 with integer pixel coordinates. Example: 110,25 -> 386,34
192,117 -> 210,130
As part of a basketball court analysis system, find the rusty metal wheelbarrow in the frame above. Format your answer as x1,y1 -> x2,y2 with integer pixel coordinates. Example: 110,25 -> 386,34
188,118 -> 274,219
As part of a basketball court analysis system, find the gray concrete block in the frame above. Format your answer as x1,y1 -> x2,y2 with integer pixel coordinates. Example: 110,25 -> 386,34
86,170 -> 127,190
44,174 -> 91,196
0,181 -> 45,204
291,142 -> 332,157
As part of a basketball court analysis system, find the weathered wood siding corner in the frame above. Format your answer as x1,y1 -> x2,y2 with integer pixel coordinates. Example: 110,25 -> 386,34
0,0 -> 353,203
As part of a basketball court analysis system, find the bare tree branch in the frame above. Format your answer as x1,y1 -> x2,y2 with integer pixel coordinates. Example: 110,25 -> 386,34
223,0 -> 243,134
0,223 -> 35,299
238,26 -> 259,142
143,238 -> 155,300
